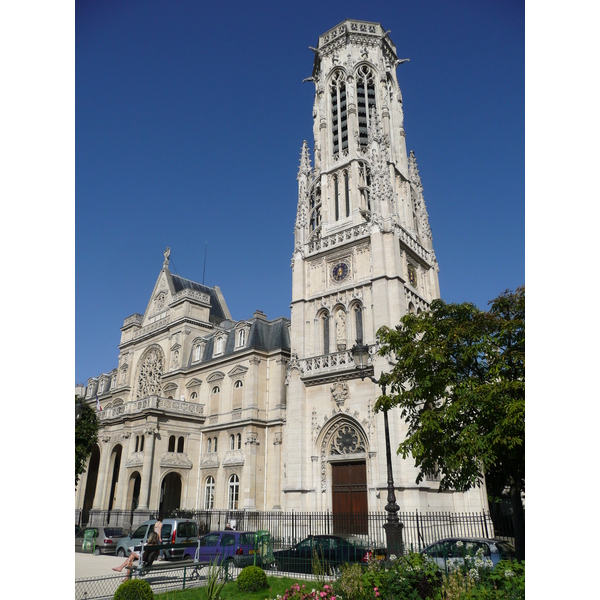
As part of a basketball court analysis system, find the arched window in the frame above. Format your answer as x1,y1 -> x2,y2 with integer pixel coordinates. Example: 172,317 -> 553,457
233,379 -> 243,410
139,435 -> 144,452
216,337 -> 223,354
236,433 -> 242,450
191,392 -> 197,400
334,174 -> 339,221
330,70 -> 348,155
204,476 -> 215,510
168,435 -> 176,453
135,436 -> 139,453
230,434 -> 235,450
177,436 -> 184,453
238,329 -> 246,347
354,305 -> 363,344
228,474 -> 240,510
344,170 -> 350,217
207,438 -> 212,453
322,313 -> 330,355
356,65 -> 376,146
213,436 -> 218,452
194,344 -> 202,362
210,386 -> 220,415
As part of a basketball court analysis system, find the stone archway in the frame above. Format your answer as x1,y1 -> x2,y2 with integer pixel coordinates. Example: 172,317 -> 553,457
106,445 -> 122,524
319,416 -> 369,535
160,472 -> 182,517
127,472 -> 141,512
81,445 -> 100,526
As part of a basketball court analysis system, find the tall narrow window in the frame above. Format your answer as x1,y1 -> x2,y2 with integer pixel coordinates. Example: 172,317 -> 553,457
344,170 -> 350,217
230,434 -> 235,450
236,433 -> 242,450
354,305 -> 363,343
238,329 -> 246,347
204,476 -> 215,510
228,474 -> 240,509
334,175 -> 339,221
135,436 -> 139,452
213,436 -> 218,452
168,435 -> 176,452
233,380 -> 243,410
194,344 -> 202,362
139,435 -> 145,452
356,65 -> 376,146
207,438 -> 212,453
177,436 -> 184,453
323,314 -> 330,355
330,71 -> 348,155
211,386 -> 220,415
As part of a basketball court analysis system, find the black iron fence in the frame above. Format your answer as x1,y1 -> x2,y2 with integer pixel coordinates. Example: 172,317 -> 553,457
76,508 -> 514,553
164,509 -> 514,552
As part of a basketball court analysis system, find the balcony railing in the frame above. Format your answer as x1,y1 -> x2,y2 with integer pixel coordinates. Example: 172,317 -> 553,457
97,396 -> 204,421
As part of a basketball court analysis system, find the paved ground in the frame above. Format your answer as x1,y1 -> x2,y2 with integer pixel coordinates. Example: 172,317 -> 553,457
76,552 -> 128,579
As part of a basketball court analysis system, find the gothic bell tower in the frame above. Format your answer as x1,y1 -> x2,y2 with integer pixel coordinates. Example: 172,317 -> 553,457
282,20 -> 475,516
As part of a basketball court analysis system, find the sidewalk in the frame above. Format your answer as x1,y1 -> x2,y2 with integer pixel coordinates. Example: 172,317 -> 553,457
76,552 -> 126,579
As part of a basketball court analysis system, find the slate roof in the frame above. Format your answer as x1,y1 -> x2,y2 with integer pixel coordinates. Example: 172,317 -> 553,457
170,274 -> 228,321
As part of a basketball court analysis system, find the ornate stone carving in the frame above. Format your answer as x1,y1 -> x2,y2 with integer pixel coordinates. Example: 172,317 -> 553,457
136,346 -> 164,399
330,380 -> 349,407
160,452 -> 193,469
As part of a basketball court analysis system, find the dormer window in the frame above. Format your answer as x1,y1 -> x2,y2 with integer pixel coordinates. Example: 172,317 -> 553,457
215,336 -> 224,355
238,329 -> 246,347
194,344 -> 202,362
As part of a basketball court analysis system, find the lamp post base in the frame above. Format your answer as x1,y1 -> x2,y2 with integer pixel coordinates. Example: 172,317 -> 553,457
383,520 -> 404,559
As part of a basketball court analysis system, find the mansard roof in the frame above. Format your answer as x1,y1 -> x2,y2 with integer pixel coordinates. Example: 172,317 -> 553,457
169,273 -> 229,321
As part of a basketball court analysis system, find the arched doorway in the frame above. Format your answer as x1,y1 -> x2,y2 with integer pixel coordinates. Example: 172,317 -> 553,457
160,472 -> 182,517
320,417 -> 369,535
127,472 -> 141,515
107,445 -> 122,523
81,445 -> 100,526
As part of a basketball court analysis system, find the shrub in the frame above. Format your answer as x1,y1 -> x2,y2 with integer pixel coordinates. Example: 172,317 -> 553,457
237,565 -> 269,593
113,578 -> 154,600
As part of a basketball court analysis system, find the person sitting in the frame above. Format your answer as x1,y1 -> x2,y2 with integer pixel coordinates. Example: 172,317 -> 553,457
112,532 -> 159,579
225,522 -> 233,530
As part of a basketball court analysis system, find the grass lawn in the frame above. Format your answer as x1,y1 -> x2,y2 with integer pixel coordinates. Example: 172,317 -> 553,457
155,575 -> 334,600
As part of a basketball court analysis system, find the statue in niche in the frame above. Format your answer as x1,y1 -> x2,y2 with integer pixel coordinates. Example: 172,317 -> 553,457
336,310 -> 346,351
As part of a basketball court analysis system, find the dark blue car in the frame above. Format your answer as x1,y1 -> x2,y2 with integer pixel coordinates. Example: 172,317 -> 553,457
183,530 -> 256,565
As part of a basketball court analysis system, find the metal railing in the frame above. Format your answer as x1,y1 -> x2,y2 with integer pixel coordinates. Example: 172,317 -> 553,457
164,509 -> 514,552
76,508 -> 515,551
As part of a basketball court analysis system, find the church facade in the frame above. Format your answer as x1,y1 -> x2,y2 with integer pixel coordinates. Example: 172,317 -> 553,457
76,19 -> 488,529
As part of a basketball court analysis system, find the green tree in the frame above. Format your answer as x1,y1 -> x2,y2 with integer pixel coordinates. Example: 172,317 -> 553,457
75,396 -> 99,487
375,287 -> 524,560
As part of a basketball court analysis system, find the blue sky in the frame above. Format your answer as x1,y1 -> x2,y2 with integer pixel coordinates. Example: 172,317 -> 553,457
75,0 -> 524,383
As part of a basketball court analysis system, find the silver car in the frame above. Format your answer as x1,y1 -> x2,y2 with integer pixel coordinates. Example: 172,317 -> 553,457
115,518 -> 199,560
422,537 -> 516,570
75,526 -> 127,555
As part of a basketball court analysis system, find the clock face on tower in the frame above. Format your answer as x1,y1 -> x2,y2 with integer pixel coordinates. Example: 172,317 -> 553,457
331,262 -> 349,283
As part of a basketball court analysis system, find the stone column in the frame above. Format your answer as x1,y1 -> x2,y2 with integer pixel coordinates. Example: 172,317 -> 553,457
242,430 -> 260,510
114,432 -> 133,511
137,426 -> 158,510
91,435 -> 112,511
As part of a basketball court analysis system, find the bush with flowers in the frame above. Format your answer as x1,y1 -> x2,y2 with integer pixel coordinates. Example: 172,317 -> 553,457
276,582 -> 338,600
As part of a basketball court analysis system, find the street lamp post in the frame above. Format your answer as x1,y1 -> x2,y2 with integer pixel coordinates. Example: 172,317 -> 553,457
351,340 -> 404,558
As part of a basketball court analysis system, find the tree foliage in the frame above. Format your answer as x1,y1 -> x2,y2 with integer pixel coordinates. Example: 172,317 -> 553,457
376,287 -> 524,557
75,396 -> 99,487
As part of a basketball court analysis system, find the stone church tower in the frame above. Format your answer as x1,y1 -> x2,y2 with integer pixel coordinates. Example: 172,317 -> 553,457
283,19 -> 486,516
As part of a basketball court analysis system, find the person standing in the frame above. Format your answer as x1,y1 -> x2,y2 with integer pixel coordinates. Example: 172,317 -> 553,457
154,516 -> 165,561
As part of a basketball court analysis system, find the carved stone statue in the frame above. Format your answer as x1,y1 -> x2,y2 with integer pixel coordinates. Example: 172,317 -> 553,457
163,247 -> 171,268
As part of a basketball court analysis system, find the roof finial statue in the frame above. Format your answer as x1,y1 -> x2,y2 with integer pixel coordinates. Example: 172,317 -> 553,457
163,247 -> 171,268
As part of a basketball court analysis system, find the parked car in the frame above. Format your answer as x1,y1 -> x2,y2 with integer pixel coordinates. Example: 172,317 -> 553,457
115,518 -> 199,560
75,526 -> 127,555
270,534 -> 386,574
422,537 -> 516,569
183,530 -> 257,565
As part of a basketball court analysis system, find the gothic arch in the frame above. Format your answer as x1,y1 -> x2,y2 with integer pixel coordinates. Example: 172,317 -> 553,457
317,414 -> 369,493
135,344 -> 165,399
